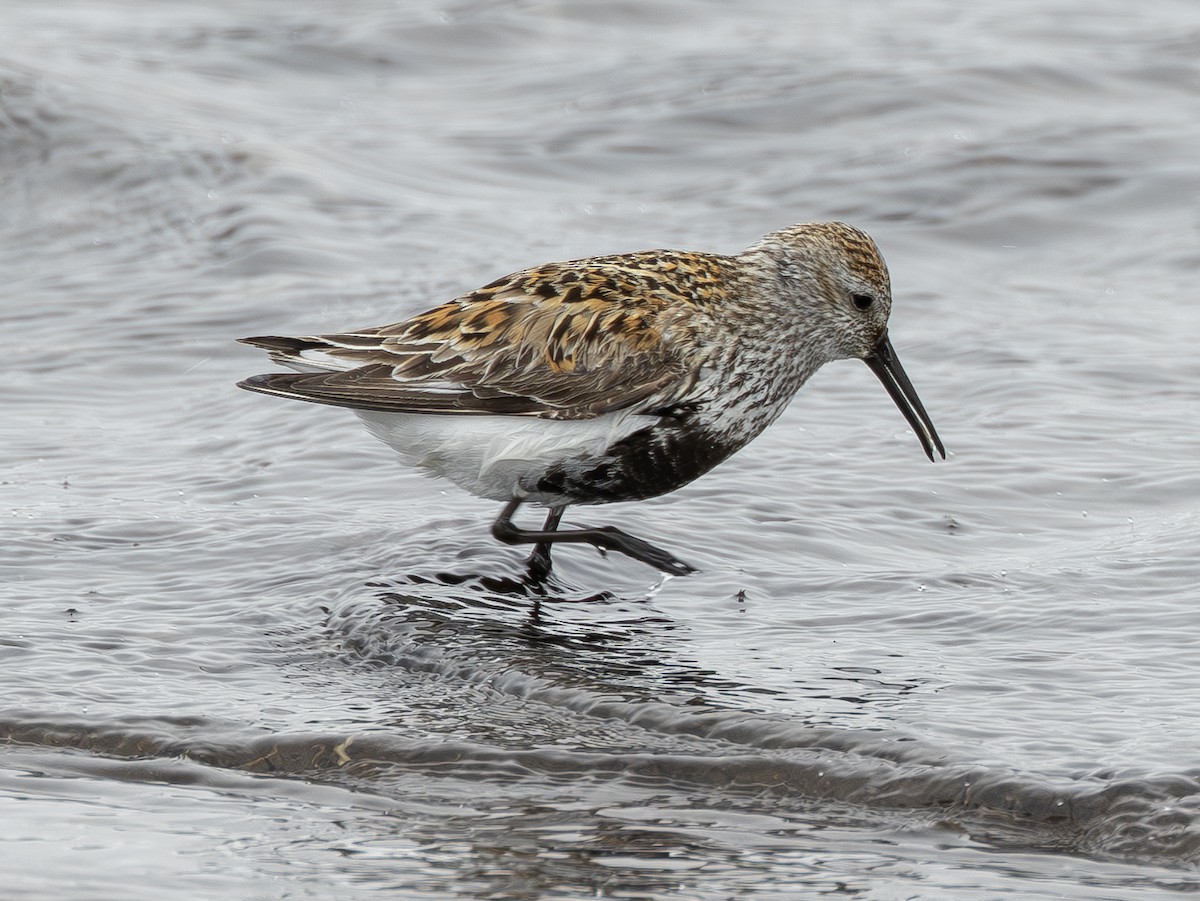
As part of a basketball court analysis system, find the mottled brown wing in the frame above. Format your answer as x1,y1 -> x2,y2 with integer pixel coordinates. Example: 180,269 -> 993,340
239,251 -> 733,420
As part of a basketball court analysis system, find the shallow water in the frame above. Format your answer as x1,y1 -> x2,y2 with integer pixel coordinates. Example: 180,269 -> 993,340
4,0 -> 1200,897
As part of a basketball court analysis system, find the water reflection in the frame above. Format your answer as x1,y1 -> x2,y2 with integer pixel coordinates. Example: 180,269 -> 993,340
384,568 -> 620,627
354,567 -> 752,705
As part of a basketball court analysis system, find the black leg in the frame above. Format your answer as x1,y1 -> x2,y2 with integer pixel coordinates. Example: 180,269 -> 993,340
524,506 -> 565,580
491,497 -> 697,577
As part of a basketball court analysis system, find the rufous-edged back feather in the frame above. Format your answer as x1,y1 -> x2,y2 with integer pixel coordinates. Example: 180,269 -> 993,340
239,250 -> 737,419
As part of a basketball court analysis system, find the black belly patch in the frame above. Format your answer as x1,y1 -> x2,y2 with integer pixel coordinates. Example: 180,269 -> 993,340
536,419 -> 736,504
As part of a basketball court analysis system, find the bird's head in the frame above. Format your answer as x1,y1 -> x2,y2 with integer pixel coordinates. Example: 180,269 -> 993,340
746,222 -> 945,461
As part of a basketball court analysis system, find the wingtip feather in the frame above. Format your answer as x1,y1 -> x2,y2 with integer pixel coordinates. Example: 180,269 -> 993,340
236,373 -> 284,395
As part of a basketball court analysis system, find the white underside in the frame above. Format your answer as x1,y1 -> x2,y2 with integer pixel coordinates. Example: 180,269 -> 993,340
354,407 -> 647,502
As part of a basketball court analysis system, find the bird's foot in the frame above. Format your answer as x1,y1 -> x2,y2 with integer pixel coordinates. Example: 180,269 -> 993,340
587,526 -> 697,577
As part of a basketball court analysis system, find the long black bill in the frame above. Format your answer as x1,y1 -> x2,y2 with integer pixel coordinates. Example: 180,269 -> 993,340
864,331 -> 946,462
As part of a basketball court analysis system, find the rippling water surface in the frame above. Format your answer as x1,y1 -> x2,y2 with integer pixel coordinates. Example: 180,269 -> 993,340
4,1 -> 1200,897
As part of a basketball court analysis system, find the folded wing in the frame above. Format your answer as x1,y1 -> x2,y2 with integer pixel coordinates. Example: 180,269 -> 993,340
238,252 -> 727,421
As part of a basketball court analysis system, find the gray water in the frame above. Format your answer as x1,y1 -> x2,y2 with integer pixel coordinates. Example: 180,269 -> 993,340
3,1 -> 1200,897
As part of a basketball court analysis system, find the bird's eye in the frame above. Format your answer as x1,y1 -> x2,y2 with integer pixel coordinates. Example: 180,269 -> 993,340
851,293 -> 874,311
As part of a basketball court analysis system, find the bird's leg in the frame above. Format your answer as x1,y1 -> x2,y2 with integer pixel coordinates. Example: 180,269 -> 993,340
524,505 -> 564,581
491,497 -> 697,577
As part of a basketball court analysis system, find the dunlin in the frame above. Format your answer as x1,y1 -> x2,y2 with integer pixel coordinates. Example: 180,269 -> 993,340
239,222 -> 944,577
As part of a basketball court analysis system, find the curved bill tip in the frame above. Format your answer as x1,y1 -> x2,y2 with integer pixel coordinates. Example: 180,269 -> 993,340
864,331 -> 946,462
